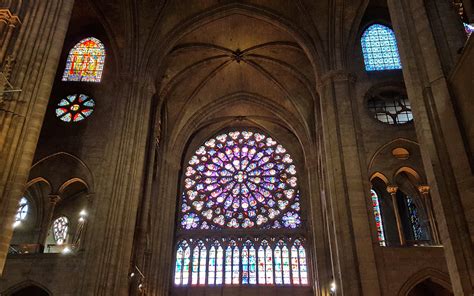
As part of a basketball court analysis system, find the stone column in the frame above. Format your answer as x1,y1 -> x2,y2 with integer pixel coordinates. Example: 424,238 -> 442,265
318,71 -> 381,296
0,0 -> 75,275
387,0 -> 474,294
418,185 -> 441,245
386,185 -> 406,246
39,194 -> 61,251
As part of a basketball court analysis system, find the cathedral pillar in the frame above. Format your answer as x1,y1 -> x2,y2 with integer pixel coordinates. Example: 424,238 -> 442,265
386,185 -> 406,246
418,185 -> 441,245
0,1 -> 74,275
387,0 -> 474,293
317,71 -> 381,296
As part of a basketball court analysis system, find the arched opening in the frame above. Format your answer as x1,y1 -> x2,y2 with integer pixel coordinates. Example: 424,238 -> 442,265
407,278 -> 453,296
173,130 -> 310,290
10,285 -> 50,296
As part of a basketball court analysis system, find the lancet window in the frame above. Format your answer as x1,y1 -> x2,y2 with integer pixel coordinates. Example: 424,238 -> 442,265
361,24 -> 402,71
62,37 -> 106,82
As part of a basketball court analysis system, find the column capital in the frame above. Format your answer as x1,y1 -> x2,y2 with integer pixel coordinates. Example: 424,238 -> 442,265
48,194 -> 61,204
386,185 -> 398,194
0,9 -> 21,27
418,185 -> 430,194
319,70 -> 357,87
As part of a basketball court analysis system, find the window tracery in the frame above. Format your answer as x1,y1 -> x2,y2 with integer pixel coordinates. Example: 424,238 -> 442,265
62,37 -> 106,82
55,94 -> 95,123
174,130 -> 308,287
13,197 -> 29,227
361,24 -> 402,71
52,216 -> 69,245
367,87 -> 413,125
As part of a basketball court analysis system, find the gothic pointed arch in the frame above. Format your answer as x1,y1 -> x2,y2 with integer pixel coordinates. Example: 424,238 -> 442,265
174,129 -> 310,287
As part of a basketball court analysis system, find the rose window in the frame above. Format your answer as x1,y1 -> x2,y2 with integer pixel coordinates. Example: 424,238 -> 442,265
180,131 -> 301,230
55,94 -> 95,123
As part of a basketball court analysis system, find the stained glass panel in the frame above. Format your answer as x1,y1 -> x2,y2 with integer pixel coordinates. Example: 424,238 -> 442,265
216,246 -> 224,285
191,246 -> 200,285
62,37 -> 106,82
199,243 -> 207,284
225,246 -> 233,284
180,131 -> 301,230
361,24 -> 402,71
14,197 -> 28,226
406,195 -> 423,241
183,245 -> 191,285
52,216 -> 68,245
55,94 -> 95,123
208,246 -> 216,285
175,246 -> 184,285
370,189 -> 386,246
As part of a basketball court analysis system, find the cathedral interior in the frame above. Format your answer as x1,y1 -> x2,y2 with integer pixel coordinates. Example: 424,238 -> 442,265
0,0 -> 473,295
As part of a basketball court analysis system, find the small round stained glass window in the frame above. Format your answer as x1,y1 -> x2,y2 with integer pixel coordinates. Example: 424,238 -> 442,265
367,87 -> 413,125
56,94 -> 95,123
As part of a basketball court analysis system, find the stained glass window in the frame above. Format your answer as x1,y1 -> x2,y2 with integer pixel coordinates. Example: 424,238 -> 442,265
174,130 -> 309,287
464,23 -> 474,37
406,196 -> 423,241
62,37 -> 106,82
174,238 -> 308,286
13,197 -> 29,227
56,94 -> 95,123
367,89 -> 413,125
361,24 -> 402,71
180,131 -> 301,230
371,189 -> 386,246
52,216 -> 69,245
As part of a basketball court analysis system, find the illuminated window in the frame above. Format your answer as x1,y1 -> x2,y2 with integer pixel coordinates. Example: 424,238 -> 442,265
361,24 -> 402,71
56,94 -> 95,123
464,22 -> 474,36
13,197 -> 29,227
52,216 -> 69,245
62,37 -> 106,82
406,196 -> 423,241
370,189 -> 386,246
367,88 -> 413,125
174,130 -> 309,286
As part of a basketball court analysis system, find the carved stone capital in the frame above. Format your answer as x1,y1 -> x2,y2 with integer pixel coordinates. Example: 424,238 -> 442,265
319,70 -> 357,88
418,185 -> 430,194
48,194 -> 61,204
0,9 -> 21,27
386,185 -> 398,194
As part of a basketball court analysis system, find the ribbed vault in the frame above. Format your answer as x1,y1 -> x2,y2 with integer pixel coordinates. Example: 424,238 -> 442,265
158,13 -> 318,148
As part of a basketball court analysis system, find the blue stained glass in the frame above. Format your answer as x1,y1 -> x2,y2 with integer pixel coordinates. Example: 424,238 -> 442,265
361,24 -> 402,71
464,23 -> 474,37
406,195 -> 423,241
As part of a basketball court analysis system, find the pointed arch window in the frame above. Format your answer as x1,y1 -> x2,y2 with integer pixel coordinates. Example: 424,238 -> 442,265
52,216 -> 69,245
371,189 -> 386,246
361,24 -> 402,71
13,197 -> 29,228
62,37 -> 106,82
174,130 -> 309,287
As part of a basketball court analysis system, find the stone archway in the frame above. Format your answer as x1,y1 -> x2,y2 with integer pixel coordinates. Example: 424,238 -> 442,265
11,285 -> 50,296
407,278 -> 453,296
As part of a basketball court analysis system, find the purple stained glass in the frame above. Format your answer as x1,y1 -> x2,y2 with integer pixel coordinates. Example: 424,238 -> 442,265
180,131 -> 302,230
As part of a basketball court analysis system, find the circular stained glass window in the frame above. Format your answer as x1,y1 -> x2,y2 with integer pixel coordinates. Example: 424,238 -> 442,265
55,94 -> 95,123
367,87 -> 413,125
180,130 -> 301,230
